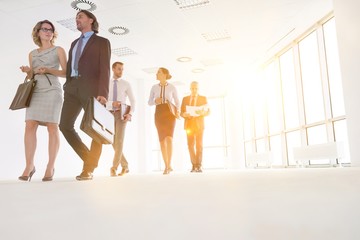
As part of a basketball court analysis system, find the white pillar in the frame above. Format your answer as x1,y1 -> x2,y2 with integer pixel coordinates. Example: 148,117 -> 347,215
333,0 -> 360,166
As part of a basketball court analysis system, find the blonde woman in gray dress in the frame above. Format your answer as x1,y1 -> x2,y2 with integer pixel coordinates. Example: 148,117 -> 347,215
19,20 -> 67,182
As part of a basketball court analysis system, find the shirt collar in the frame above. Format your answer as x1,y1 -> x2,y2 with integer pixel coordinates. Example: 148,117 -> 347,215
159,82 -> 168,87
82,31 -> 94,38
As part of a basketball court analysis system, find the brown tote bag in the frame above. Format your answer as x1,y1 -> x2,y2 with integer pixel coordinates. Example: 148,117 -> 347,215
9,76 -> 37,110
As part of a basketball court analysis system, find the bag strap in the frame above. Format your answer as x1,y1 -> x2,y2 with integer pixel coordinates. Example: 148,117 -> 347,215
44,74 -> 52,86
32,73 -> 52,86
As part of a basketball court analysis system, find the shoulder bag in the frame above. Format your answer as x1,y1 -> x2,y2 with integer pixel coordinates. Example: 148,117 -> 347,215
9,75 -> 37,110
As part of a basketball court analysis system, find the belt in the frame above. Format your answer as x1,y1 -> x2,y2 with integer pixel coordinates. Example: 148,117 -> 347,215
70,75 -> 81,80
110,110 -> 120,113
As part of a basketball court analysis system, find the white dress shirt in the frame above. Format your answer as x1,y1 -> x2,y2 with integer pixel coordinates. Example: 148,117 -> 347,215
148,82 -> 180,109
106,78 -> 136,114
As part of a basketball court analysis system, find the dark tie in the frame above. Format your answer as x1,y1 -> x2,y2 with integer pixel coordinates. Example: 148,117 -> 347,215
113,80 -> 118,101
74,34 -> 84,72
190,96 -> 195,106
113,80 -> 118,109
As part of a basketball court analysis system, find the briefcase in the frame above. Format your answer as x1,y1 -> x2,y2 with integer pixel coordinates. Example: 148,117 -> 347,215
80,97 -> 114,144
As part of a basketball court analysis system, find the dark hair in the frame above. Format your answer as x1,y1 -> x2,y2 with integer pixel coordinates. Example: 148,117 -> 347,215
159,67 -> 172,80
112,61 -> 124,68
77,10 -> 99,33
32,20 -> 57,47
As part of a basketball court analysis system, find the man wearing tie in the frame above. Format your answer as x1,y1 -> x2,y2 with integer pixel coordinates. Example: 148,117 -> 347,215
180,81 -> 210,173
106,62 -> 135,177
59,10 -> 111,180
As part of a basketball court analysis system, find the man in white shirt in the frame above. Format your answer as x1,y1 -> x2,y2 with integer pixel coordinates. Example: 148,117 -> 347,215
106,62 -> 135,176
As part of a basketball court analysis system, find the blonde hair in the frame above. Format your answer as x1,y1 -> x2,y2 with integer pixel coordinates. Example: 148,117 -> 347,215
32,20 -> 57,47
159,67 -> 172,80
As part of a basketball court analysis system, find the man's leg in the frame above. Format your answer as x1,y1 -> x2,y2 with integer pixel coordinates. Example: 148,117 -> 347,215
59,90 -> 89,163
112,112 -> 128,173
87,139 -> 102,172
187,133 -> 196,171
195,129 -> 204,172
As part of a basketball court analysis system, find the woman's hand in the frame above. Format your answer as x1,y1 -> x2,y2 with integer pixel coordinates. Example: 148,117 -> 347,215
34,67 -> 48,75
20,66 -> 31,74
155,97 -> 163,105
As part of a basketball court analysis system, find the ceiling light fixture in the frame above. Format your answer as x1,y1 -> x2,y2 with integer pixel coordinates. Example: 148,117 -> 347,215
57,18 -> 77,32
173,0 -> 210,10
71,0 -> 97,11
192,68 -> 205,73
177,57 -> 192,62
202,29 -> 231,42
112,47 -> 137,57
108,26 -> 130,36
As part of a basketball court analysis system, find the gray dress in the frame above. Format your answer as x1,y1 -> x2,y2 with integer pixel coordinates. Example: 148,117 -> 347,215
26,46 -> 63,125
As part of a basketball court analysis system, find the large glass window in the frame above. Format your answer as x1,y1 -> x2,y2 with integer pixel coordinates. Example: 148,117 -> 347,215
254,80 -> 266,138
298,31 -> 325,124
280,49 -> 299,129
265,62 -> 283,134
241,15 -> 348,168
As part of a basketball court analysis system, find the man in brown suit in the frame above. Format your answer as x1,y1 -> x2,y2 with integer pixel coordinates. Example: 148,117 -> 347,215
180,81 -> 210,172
59,10 -> 111,180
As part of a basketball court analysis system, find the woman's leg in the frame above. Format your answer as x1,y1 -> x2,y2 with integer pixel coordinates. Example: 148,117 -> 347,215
160,139 -> 168,170
22,120 -> 39,175
165,136 -> 173,170
45,123 -> 60,177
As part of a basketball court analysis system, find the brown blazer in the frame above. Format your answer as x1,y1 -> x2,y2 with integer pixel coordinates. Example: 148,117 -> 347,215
180,95 -> 208,131
65,33 -> 111,98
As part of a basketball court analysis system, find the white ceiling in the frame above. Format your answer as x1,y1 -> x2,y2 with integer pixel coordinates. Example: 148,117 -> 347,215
0,0 -> 333,96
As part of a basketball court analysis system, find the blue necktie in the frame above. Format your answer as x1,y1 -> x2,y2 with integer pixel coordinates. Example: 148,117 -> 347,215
113,80 -> 118,109
74,34 -> 84,72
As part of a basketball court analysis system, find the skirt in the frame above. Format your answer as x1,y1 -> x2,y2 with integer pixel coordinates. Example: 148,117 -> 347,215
155,103 -> 176,142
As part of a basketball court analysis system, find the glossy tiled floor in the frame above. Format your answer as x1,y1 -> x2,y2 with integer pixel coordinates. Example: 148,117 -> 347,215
1,168 -> 360,240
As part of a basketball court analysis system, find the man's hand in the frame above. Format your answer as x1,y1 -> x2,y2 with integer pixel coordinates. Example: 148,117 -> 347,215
112,101 -> 121,108
97,96 -> 107,105
123,114 -> 132,121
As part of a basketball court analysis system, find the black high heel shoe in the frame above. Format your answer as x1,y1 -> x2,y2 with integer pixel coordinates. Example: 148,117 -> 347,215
18,167 -> 36,182
42,169 -> 55,182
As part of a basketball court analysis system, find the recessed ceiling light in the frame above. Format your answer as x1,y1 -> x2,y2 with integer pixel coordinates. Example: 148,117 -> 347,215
173,0 -> 210,10
202,29 -> 231,42
112,47 -> 137,57
57,18 -> 77,32
71,0 -> 97,11
192,68 -> 205,73
177,57 -> 192,62
109,26 -> 130,36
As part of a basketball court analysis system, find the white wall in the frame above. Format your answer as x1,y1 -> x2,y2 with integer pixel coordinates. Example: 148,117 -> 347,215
333,0 -> 360,166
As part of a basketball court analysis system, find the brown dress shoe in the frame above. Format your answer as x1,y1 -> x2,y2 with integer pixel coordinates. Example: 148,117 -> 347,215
76,171 -> 93,181
110,168 -> 117,177
118,168 -> 129,176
